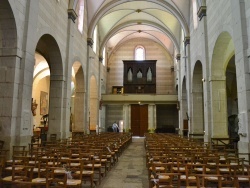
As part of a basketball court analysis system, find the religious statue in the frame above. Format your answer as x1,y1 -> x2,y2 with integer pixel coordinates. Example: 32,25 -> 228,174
31,98 -> 38,116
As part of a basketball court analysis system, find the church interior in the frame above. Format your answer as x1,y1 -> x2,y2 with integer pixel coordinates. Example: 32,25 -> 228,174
0,0 -> 250,187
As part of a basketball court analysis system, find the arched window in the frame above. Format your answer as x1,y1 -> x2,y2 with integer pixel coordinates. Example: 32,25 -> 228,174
135,46 -> 145,60
192,0 -> 198,29
93,26 -> 97,53
77,0 -> 84,33
102,47 -> 106,66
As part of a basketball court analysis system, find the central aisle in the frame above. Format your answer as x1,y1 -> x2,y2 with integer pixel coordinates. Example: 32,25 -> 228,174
98,137 -> 148,188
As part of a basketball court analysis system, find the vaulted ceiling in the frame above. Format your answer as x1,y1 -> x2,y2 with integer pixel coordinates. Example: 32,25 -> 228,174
86,0 -> 191,57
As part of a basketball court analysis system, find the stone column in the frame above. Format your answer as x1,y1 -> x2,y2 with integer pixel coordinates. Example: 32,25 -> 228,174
230,0 -> 250,154
74,90 -> 85,131
123,104 -> 130,131
184,37 -> 191,137
191,91 -> 204,133
85,38 -> 94,134
148,104 -> 156,131
210,77 -> 228,138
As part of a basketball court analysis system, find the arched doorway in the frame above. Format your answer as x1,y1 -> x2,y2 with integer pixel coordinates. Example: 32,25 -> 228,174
226,55 -> 238,140
32,52 -> 50,141
192,61 -> 204,134
71,62 -> 85,132
210,32 -> 235,138
0,0 -> 18,148
89,75 -> 98,133
35,34 -> 64,139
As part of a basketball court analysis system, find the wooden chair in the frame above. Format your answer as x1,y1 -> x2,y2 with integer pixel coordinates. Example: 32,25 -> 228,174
82,158 -> 95,188
152,173 -> 181,188
65,158 -> 83,187
45,167 -> 67,188
13,146 -> 28,156
181,163 -> 206,187
1,165 -> 34,187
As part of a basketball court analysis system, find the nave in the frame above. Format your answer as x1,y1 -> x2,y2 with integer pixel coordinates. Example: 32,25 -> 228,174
98,137 -> 148,188
1,133 -> 250,188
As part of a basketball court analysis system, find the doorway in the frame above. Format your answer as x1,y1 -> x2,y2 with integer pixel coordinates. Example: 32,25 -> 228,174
131,104 -> 148,137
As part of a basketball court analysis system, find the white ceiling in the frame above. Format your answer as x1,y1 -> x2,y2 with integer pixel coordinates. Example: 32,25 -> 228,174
86,0 -> 191,57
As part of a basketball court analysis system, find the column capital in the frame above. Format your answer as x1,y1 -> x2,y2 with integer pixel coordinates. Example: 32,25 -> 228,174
67,9 -> 77,22
99,56 -> 103,63
176,54 -> 181,61
87,38 -> 94,48
197,6 -> 206,20
184,36 -> 190,46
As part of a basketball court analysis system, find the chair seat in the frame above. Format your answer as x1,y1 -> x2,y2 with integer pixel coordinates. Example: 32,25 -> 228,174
172,167 -> 185,171
28,161 -> 38,165
76,170 -> 94,175
87,164 -> 101,168
32,177 -> 46,183
67,179 -> 81,185
205,176 -> 224,180
70,162 -> 80,167
48,162 -> 60,165
238,177 -> 249,181
5,166 -> 24,171
58,179 -> 81,186
158,174 -> 170,180
195,167 -> 210,172
30,167 -> 46,173
54,169 -> 66,173
180,175 -> 196,180
149,167 -> 165,171
2,176 -> 23,181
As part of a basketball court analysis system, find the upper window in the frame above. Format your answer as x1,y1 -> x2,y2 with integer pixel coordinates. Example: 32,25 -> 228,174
135,45 -> 145,60
77,0 -> 84,33
102,47 -> 106,66
192,0 -> 198,29
93,26 -> 97,53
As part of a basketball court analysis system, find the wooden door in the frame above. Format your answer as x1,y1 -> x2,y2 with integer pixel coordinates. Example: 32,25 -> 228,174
131,104 -> 148,136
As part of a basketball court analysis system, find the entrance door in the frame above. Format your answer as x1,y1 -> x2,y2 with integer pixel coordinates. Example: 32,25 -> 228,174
131,104 -> 148,137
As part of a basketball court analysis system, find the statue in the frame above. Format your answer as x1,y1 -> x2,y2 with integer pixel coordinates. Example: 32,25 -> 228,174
147,67 -> 152,82
31,98 -> 38,116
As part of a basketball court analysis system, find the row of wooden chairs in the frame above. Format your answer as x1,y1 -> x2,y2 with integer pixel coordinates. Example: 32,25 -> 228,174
145,133 -> 250,188
0,132 -> 132,187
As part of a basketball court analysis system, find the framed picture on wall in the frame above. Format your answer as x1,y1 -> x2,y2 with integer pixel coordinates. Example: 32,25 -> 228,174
40,91 -> 48,115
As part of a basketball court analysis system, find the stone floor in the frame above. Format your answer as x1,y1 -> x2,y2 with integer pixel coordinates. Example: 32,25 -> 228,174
97,137 -> 148,188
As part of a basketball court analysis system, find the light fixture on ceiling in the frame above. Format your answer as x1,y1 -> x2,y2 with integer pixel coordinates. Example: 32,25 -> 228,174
136,9 -> 141,13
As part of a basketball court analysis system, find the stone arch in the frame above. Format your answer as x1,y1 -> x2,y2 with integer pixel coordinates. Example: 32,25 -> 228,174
35,34 -> 64,138
210,31 -> 235,138
89,75 -> 98,132
191,61 -> 204,134
0,0 -> 18,149
71,61 -> 85,132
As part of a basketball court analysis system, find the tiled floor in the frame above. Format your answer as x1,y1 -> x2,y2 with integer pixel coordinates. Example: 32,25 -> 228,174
97,137 -> 148,188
